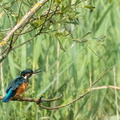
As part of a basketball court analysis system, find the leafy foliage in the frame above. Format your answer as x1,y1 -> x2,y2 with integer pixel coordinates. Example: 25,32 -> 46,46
0,0 -> 120,119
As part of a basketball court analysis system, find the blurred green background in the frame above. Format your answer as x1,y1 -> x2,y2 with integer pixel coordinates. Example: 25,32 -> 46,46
0,0 -> 120,120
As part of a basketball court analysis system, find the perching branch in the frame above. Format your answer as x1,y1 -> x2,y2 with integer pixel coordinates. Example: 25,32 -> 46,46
1,66 -> 119,110
0,94 -> 62,103
90,66 -> 113,88
91,86 -> 120,90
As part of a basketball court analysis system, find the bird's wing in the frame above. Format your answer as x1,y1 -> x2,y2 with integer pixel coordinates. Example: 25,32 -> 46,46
6,76 -> 24,93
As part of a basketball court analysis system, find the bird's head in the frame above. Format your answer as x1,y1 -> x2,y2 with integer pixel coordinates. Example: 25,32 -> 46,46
20,69 -> 41,79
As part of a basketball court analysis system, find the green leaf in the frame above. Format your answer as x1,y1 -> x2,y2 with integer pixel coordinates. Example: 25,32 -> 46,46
84,6 -> 95,10
57,38 -> 66,52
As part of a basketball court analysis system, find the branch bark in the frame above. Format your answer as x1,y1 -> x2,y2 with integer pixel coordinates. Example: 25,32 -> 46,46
1,84 -> 120,110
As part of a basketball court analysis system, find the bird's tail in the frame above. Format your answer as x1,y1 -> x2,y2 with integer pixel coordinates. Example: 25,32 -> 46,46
2,97 -> 9,102
2,90 -> 15,102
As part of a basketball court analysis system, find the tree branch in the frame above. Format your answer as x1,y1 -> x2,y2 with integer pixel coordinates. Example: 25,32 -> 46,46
91,86 -> 120,90
0,0 -> 48,47
0,94 -> 62,104
1,66 -> 117,110
11,6 -> 59,50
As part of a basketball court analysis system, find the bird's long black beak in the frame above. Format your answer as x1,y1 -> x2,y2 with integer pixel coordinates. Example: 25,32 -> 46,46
33,69 -> 42,74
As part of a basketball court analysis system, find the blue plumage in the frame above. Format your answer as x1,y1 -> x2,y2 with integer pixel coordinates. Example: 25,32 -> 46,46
6,76 -> 27,92
2,76 -> 28,102
2,90 -> 16,102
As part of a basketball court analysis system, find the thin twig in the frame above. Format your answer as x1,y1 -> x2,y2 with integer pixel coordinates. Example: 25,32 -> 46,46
11,6 -> 59,50
91,86 -> 120,90
14,9 -> 60,36
38,90 -> 91,110
90,66 -> 114,88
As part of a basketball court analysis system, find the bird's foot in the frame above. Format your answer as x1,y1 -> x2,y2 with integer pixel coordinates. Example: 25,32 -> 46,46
13,95 -> 23,100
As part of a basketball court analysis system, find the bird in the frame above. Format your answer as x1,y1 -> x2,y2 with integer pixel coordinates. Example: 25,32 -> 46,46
2,69 -> 41,102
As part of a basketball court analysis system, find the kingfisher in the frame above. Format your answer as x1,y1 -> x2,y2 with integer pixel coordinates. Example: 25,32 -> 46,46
2,69 -> 41,102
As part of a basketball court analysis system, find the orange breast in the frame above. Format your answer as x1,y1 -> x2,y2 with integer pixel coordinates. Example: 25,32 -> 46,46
15,82 -> 28,96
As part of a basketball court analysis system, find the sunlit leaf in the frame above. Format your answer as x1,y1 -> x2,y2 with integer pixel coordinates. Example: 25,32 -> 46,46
84,6 -> 95,10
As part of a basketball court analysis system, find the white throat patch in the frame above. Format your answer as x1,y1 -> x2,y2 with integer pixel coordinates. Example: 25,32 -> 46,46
23,76 -> 27,79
